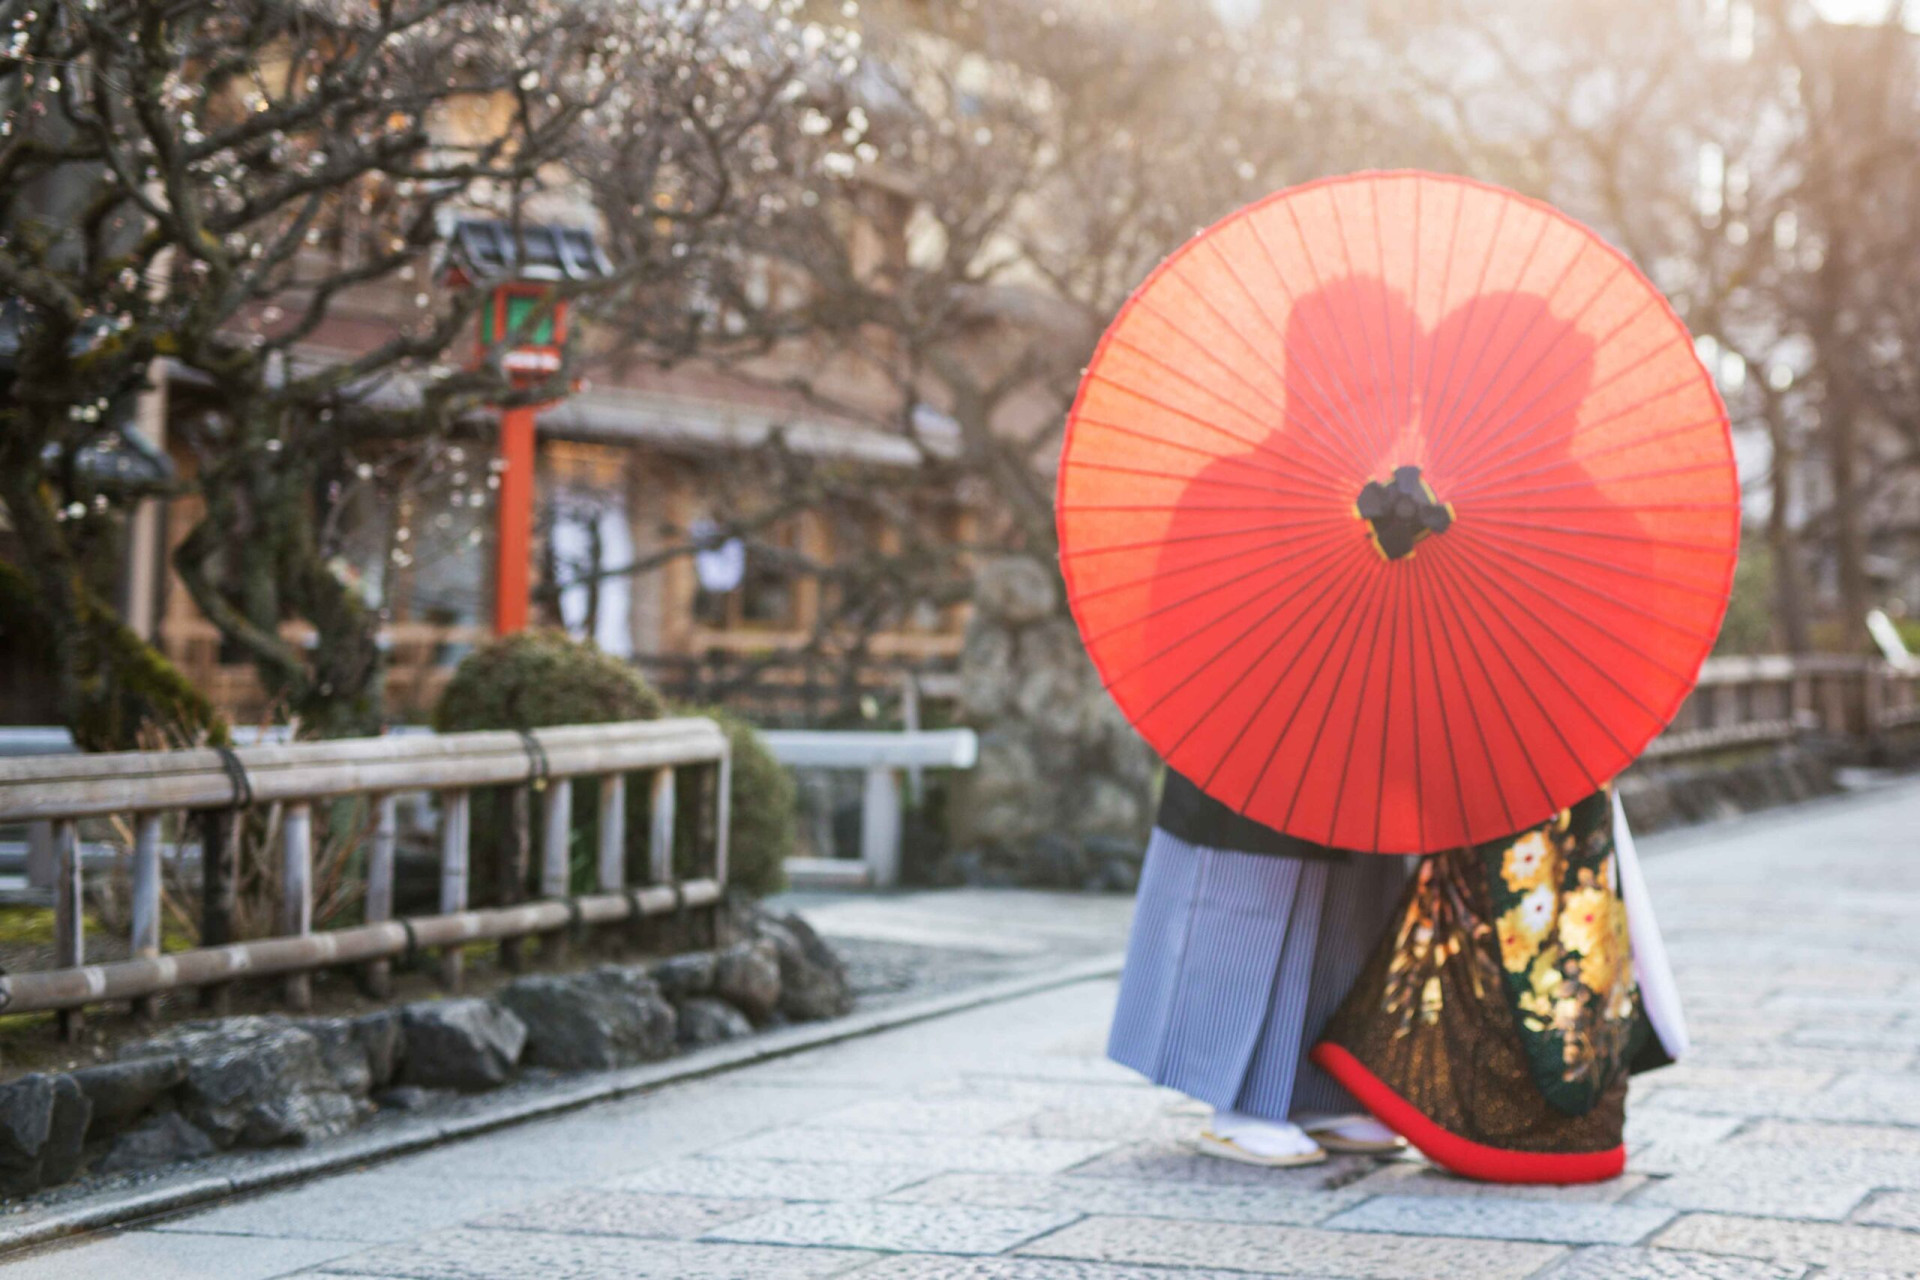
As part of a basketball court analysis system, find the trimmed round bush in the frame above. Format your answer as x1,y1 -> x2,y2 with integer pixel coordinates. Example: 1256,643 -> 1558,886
433,632 -> 664,902
431,633 -> 791,900
674,704 -> 794,899
432,630 -> 664,733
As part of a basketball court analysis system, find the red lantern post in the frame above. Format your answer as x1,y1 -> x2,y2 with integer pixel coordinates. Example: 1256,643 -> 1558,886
439,220 -> 608,636
482,283 -> 568,635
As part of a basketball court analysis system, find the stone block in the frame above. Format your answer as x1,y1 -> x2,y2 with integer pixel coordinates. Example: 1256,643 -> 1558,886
677,996 -> 753,1047
319,1230 -> 872,1278
710,1128 -> 1112,1175
496,969 -> 675,1071
1539,1245 -> 1806,1279
70,1055 -> 186,1138
703,1201 -> 1080,1254
1655,1214 -> 1920,1272
845,1261 -> 1291,1280
120,1017 -> 359,1147
650,952 -> 717,1000
887,1171 -> 1364,1226
974,557 -> 1058,626
609,1157 -> 941,1201
0,1075 -> 58,1195
712,939 -> 782,1023
1322,1194 -> 1676,1245
38,1075 -> 89,1187
1018,1215 -> 1564,1279
94,1110 -> 219,1174
1634,1172 -> 1872,1221
477,1188 -> 781,1240
399,998 -> 528,1090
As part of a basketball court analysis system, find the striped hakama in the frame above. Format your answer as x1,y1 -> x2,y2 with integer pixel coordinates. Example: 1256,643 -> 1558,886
1107,828 -> 1412,1120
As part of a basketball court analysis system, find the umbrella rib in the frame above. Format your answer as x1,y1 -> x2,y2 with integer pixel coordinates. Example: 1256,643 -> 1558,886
1426,551 -> 1611,790
1075,523 -> 1350,635
1435,542 -> 1670,728
1458,457 -> 1733,507
1402,177 -> 1422,461
1064,513 -> 1343,560
1423,550 -> 1563,821
1094,336 -> 1356,489
1318,551 -> 1398,848
1424,195 -> 1511,461
1334,180 -> 1393,459
1446,414 -> 1726,502
1431,250 -> 1630,476
1399,558 -> 1430,852
1414,554 -> 1474,848
1432,287 -> 1660,481
1060,501 -> 1346,515
1434,551 -> 1642,764
1281,196 -> 1394,467
1365,564 -> 1408,852
1192,240 -> 1375,477
1071,414 -> 1331,485
1448,527 -> 1709,658
1467,499 -> 1740,515
1235,214 -> 1390,477
1152,546 -> 1376,776
1068,458 -> 1338,505
1423,550 -> 1520,834
1459,523 -> 1729,600
1416,181 -> 1464,443
1442,374 -> 1700,492
1225,551 -> 1381,816
1433,339 -> 1687,492
1102,537 -> 1365,701
1466,513 -> 1734,555
1116,299 -> 1363,484
1423,208 -> 1551,455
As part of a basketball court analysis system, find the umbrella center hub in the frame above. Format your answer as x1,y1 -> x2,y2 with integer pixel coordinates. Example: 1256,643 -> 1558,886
1357,465 -> 1453,561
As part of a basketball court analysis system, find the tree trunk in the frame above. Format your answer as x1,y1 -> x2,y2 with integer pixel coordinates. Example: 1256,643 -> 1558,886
1765,406 -> 1812,655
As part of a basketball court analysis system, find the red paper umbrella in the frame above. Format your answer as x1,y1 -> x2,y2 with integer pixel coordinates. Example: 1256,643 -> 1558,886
1058,171 -> 1738,854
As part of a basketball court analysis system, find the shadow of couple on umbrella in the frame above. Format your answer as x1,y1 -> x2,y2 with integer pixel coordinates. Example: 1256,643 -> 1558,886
1141,274 -> 1655,847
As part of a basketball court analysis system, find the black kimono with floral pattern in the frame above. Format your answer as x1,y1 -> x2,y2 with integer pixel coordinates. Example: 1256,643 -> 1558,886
1311,788 -> 1652,1184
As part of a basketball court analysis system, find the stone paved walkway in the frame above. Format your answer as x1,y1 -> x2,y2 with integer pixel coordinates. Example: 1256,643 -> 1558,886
8,779 -> 1920,1279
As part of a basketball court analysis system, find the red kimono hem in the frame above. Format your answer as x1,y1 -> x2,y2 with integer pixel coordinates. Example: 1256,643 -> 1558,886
1308,1043 -> 1626,1185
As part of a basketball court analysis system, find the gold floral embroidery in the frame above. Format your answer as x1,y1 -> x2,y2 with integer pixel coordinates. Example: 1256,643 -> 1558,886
1500,829 -> 1558,892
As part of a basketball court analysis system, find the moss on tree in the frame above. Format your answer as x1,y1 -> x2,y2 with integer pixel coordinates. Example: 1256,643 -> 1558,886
0,559 -> 227,750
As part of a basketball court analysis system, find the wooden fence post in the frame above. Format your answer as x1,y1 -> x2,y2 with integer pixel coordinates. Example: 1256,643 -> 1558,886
597,774 -> 625,894
541,779 -> 573,898
282,802 -> 314,1010
198,808 -> 236,1013
53,820 -> 82,1040
500,785 -> 531,971
649,767 -> 676,886
539,779 -> 573,961
130,813 -> 163,1020
25,821 -> 54,893
440,789 -> 470,990
714,752 -> 732,891
363,793 -> 397,998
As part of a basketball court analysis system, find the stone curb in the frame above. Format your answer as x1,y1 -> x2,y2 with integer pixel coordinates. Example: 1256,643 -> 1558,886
0,950 -> 1127,1255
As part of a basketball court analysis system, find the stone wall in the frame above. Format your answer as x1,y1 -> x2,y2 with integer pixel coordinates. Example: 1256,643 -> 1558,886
948,556 -> 1157,889
0,903 -> 849,1201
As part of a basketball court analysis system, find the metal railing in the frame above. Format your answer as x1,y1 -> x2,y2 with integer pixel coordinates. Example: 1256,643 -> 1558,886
0,719 -> 730,1033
